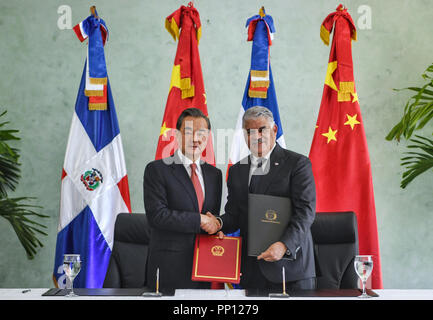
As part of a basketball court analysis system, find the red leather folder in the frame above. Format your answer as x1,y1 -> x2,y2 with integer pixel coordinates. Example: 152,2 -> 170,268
191,234 -> 242,284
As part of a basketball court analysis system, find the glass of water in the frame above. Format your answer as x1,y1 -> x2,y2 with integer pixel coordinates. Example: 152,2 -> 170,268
63,254 -> 82,297
354,255 -> 373,298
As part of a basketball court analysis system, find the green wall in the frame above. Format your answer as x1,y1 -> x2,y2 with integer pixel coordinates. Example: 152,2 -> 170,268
0,0 -> 431,289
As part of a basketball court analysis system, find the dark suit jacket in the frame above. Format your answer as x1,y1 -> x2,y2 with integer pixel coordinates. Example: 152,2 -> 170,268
221,143 -> 316,285
143,153 -> 222,290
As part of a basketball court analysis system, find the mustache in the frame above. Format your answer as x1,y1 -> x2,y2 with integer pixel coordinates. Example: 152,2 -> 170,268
251,138 -> 268,145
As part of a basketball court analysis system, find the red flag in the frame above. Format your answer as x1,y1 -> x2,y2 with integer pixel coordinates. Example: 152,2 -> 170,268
309,5 -> 383,289
157,2 -> 220,289
156,2 -> 214,165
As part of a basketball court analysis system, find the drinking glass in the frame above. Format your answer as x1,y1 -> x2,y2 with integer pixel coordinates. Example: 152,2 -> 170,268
354,255 -> 373,298
63,254 -> 82,297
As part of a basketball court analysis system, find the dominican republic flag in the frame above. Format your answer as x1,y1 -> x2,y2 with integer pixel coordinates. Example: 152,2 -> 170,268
223,8 -> 286,288
53,13 -> 131,289
224,11 -> 285,289
227,8 -> 285,179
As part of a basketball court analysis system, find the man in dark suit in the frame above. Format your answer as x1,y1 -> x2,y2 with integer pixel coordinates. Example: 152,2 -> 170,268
214,106 -> 317,290
143,108 -> 222,290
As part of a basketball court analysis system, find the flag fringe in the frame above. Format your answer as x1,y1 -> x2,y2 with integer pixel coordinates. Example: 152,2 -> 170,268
248,89 -> 267,98
251,70 -> 268,78
320,25 -> 330,46
166,18 -> 179,41
339,81 -> 354,93
197,26 -> 202,44
180,77 -> 191,90
181,85 -> 195,99
338,92 -> 352,102
351,30 -> 357,42
88,103 -> 107,110
89,77 -> 107,85
250,80 -> 270,88
338,81 -> 355,102
85,89 -> 104,97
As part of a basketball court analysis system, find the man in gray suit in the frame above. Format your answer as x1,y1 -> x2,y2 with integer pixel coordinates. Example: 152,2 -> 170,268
212,106 -> 317,290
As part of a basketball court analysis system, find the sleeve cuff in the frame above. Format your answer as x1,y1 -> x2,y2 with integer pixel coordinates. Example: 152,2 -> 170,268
216,217 -> 223,231
283,245 -> 300,261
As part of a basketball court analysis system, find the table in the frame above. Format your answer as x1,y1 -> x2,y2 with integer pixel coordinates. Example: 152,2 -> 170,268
1,288 -> 432,300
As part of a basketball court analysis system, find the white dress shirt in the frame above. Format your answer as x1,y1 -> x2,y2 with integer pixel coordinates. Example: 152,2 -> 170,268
177,149 -> 205,197
248,142 -> 277,185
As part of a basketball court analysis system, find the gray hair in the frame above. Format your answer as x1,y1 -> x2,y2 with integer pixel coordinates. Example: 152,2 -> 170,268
242,106 -> 275,128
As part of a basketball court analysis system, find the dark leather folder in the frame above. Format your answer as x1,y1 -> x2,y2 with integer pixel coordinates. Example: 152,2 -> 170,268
42,288 -> 175,296
247,193 -> 291,257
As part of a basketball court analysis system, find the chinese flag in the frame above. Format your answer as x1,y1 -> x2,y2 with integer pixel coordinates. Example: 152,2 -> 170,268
309,5 -> 383,289
157,2 -> 220,289
156,2 -> 215,165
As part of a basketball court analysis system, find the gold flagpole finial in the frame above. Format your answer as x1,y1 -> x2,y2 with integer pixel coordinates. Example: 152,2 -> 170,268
90,6 -> 99,19
259,6 -> 266,17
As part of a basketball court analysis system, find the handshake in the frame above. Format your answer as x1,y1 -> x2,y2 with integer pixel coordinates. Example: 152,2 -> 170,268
200,212 -> 223,236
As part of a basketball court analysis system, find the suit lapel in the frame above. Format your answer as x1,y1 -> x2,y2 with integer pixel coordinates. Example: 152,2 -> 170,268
201,161 -> 210,213
170,154 -> 199,212
255,144 -> 287,194
241,156 -> 251,196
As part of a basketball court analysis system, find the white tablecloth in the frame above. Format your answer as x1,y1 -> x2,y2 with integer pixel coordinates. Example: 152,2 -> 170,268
1,288 -> 432,300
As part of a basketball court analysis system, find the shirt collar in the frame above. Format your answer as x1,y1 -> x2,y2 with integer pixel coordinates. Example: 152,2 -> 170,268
177,149 -> 201,171
250,142 -> 276,166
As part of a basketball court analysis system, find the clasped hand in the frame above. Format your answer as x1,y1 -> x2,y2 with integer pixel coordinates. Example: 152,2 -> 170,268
200,212 -> 221,234
201,214 -> 287,262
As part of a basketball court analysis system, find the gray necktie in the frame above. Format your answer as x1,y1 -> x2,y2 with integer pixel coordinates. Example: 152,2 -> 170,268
249,158 -> 264,193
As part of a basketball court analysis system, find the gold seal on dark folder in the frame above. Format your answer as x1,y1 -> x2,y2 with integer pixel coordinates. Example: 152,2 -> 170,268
247,193 -> 292,257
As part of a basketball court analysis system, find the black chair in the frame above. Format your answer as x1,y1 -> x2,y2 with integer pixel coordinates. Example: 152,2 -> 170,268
311,211 -> 359,289
103,213 -> 150,288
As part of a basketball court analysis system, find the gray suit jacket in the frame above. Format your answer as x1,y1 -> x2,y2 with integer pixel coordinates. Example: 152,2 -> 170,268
221,143 -> 316,284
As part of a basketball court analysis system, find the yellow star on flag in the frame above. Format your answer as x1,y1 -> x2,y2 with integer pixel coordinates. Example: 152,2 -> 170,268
160,122 -> 171,137
322,126 -> 338,144
344,114 -> 361,130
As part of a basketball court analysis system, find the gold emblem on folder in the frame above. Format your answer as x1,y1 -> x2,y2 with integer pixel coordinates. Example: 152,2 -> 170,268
262,209 -> 281,224
211,245 -> 225,256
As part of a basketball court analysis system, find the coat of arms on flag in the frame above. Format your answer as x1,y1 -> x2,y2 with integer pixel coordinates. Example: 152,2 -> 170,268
53,7 -> 131,289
